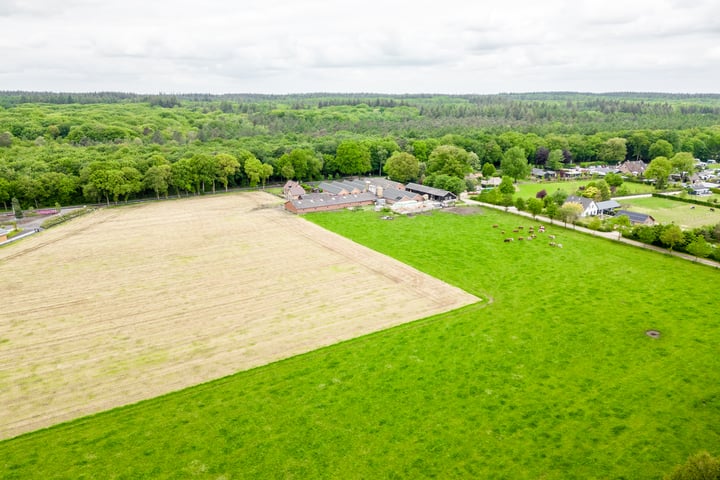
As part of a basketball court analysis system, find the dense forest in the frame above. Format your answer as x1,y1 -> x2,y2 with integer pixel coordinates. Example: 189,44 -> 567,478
2,91 -> 720,209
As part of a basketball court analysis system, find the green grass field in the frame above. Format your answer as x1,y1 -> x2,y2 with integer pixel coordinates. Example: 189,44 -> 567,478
619,196 -> 720,228
1,207 -> 719,479
515,180 -> 655,198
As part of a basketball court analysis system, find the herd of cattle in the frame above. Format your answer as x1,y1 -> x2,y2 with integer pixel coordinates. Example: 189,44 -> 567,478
493,224 -> 563,248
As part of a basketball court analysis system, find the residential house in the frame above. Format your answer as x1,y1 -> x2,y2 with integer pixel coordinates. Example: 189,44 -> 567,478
615,210 -> 656,225
563,195 -> 598,217
531,168 -> 557,180
618,160 -> 648,177
688,184 -> 711,196
480,177 -> 502,189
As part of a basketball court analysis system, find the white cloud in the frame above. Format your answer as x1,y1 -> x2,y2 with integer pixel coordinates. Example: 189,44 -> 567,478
0,0 -> 719,93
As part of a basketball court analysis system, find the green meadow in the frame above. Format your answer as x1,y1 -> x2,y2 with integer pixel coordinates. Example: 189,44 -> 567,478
515,180 -> 655,198
1,207 -> 719,479
619,195 -> 720,228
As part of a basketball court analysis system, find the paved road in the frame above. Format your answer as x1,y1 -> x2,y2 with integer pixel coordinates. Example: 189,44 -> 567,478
461,195 -> 720,269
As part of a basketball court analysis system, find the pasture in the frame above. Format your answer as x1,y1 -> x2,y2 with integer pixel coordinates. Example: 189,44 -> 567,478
515,179 -> 654,198
618,195 -> 720,228
1,204 -> 719,479
0,193 -> 477,440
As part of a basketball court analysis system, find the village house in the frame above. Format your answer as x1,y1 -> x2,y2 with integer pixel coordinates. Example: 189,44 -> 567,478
563,195 -> 598,217
618,160 -> 648,177
688,184 -> 711,196
531,168 -> 557,180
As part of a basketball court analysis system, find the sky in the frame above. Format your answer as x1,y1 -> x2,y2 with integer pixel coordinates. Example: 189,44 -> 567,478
1,0 -> 719,95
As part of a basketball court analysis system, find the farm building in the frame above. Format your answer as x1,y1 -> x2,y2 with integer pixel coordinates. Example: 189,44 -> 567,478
596,199 -> 621,216
317,182 -> 352,195
284,192 -> 377,214
379,187 -> 423,204
564,195 -> 598,217
361,178 -> 406,193
405,183 -> 457,202
283,181 -> 305,200
615,210 -> 656,225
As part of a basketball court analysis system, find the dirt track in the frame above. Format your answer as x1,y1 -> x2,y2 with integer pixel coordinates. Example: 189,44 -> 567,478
0,192 -> 478,440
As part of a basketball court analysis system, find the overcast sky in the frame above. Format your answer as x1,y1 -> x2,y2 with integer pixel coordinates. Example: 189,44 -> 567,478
1,0 -> 719,94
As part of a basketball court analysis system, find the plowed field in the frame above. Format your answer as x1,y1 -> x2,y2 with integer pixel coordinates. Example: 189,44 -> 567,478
0,192 -> 478,439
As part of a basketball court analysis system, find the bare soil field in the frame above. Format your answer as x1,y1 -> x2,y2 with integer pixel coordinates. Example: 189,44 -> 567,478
0,192 -> 478,440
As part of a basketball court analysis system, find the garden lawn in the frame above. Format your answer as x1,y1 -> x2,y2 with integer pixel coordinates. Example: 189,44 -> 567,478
515,179 -> 654,198
1,207 -> 719,479
619,195 -> 720,229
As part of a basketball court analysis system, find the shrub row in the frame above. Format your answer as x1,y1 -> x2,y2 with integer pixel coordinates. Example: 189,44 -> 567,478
652,192 -> 719,207
41,207 -> 94,229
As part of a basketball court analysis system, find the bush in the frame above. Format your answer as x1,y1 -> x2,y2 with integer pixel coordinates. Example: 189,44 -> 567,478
41,207 -> 94,229
664,451 -> 720,480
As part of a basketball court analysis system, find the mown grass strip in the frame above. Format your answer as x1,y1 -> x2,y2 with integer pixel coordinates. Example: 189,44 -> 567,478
1,207 -> 718,479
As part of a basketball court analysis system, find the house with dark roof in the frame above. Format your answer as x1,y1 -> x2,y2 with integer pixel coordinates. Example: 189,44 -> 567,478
689,184 -> 711,196
531,168 -> 557,179
563,195 -> 598,217
405,183 -> 457,202
615,210 -> 656,225
284,192 -> 377,214
596,199 -> 621,216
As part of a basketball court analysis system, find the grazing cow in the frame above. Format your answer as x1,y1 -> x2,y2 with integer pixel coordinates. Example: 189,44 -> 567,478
492,224 -> 499,228
513,229 -> 519,233
690,206 -> 695,209
549,242 -> 556,247
518,237 -> 524,241
548,234 -> 556,240
557,243 -> 563,248
501,231 -> 505,235
518,226 -> 524,230
711,208 -> 716,212
504,238 -> 514,243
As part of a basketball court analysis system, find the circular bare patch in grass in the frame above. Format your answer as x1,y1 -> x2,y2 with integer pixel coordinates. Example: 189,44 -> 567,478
645,329 -> 661,338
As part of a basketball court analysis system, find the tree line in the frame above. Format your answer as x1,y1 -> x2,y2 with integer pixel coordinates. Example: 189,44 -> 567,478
2,92 -> 720,209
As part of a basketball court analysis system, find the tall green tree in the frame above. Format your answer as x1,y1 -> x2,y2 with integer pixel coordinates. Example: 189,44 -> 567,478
144,165 -> 172,200
598,137 -> 627,164
645,157 -> 672,189
383,152 -> 419,183
426,145 -> 472,179
649,139 -> 674,159
500,146 -> 530,182
215,153 -> 240,191
335,140 -> 372,176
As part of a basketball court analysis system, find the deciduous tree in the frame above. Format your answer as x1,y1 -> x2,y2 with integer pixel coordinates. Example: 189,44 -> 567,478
383,151 -> 419,183
500,146 -> 530,182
